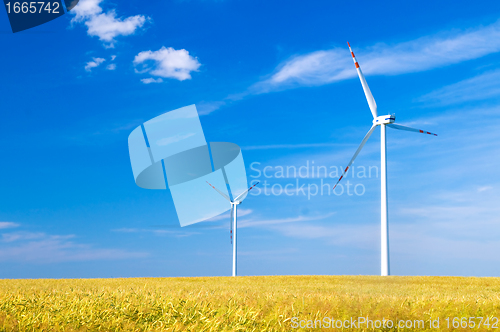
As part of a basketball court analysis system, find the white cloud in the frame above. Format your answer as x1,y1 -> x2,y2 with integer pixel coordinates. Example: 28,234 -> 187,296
419,69 -> 500,106
141,77 -> 163,84
71,0 -> 147,47
110,55 -> 116,61
253,21 -> 500,93
0,222 -> 19,230
86,11 -> 146,47
84,57 -> 105,71
71,0 -> 103,21
134,47 -> 201,81
106,63 -> 116,70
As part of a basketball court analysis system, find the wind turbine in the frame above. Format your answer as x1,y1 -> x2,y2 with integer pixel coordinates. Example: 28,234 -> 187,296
333,42 -> 437,276
206,181 -> 259,276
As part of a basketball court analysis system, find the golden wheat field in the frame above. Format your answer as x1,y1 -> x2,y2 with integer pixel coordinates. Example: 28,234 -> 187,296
0,275 -> 499,331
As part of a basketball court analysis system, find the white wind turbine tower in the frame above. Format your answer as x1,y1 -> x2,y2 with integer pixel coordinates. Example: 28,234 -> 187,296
333,42 -> 438,276
206,181 -> 259,277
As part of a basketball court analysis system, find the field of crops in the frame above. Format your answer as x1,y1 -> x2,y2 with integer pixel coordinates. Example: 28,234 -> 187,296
1,275 -> 499,331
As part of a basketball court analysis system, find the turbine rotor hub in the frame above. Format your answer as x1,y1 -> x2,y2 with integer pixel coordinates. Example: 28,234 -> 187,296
373,114 -> 396,125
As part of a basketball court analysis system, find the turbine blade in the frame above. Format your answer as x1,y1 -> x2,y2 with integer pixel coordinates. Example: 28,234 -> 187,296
387,123 -> 438,136
234,182 -> 260,202
206,181 -> 232,202
348,42 -> 377,118
333,125 -> 377,190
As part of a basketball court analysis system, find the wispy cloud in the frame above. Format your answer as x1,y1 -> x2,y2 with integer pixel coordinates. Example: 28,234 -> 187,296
269,184 -> 500,264
207,208 -> 253,222
238,248 -> 299,257
155,133 -> 195,146
112,227 -> 199,237
251,21 -> 500,93
2,231 -> 46,243
112,228 -> 139,233
134,47 -> 201,81
477,186 -> 493,192
0,231 -> 147,263
199,21 -> 500,116
140,77 -> 163,84
386,186 -> 500,267
197,101 -> 226,116
84,57 -> 105,71
71,0 -> 148,47
151,229 -> 200,237
106,63 -> 116,70
277,223 -> 378,248
239,212 -> 335,228
0,222 -> 19,230
418,69 -> 500,106
243,143 -> 349,150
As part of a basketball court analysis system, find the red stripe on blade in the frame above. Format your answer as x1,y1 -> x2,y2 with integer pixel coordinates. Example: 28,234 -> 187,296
355,62 -> 359,68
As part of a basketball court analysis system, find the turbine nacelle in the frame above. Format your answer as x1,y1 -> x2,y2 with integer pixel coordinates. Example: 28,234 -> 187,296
373,114 -> 395,125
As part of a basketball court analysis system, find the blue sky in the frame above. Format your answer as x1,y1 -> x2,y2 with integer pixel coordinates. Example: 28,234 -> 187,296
2,0 -> 500,278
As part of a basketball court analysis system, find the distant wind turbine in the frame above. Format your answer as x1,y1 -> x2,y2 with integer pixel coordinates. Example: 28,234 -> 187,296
206,181 -> 259,276
333,42 -> 438,276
